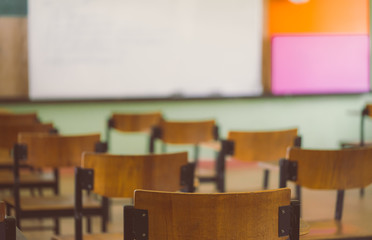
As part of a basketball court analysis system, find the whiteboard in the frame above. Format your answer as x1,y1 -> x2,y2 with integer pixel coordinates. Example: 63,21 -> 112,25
29,0 -> 263,100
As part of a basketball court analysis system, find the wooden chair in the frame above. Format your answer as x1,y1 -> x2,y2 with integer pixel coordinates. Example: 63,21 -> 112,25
0,123 -> 60,197
0,112 -> 42,170
125,188 -> 300,240
52,151 -> 194,240
149,119 -> 218,164
280,147 -> 372,239
106,111 -> 163,152
0,122 -> 56,170
3,133 -> 107,235
204,128 -> 300,192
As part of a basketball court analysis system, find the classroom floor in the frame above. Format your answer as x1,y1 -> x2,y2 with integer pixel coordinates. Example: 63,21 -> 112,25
2,163 -> 372,240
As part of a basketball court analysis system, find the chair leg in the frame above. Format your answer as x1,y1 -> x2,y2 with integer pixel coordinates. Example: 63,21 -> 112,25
54,218 -> 60,235
263,169 -> 269,189
360,188 -> 365,197
295,185 -> 301,202
87,217 -> 92,233
335,190 -> 345,221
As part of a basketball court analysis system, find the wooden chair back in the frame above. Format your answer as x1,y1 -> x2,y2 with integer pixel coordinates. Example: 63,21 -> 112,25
0,113 -> 38,125
82,151 -> 190,198
109,112 -> 162,133
228,128 -> 298,162
18,133 -> 101,168
157,119 -> 217,144
126,188 -> 299,240
0,123 -> 55,150
286,147 -> 372,190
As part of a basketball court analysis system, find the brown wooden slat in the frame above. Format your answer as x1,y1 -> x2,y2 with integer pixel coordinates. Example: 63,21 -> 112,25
134,188 -> 291,240
228,128 -> 298,162
82,151 -> 188,198
288,147 -> 372,189
0,123 -> 54,149
111,111 -> 162,132
18,133 -> 100,168
0,113 -> 37,125
160,119 -> 216,144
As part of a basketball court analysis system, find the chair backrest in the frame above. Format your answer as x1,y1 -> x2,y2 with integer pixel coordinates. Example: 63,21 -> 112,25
126,188 -> 299,240
154,119 -> 217,144
109,112 -> 162,133
0,123 -> 55,150
282,147 -> 372,190
81,151 -> 191,198
228,128 -> 298,162
17,133 -> 101,168
0,113 -> 39,125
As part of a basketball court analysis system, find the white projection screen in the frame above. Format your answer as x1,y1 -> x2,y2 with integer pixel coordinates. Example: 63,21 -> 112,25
29,0 -> 263,100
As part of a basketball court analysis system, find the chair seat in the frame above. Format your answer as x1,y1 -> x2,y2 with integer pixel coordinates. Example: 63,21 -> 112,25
300,220 -> 372,239
52,233 -> 123,240
0,172 -> 54,185
3,195 -> 100,211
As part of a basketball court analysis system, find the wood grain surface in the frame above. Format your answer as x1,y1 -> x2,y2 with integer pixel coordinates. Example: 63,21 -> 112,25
228,128 -> 298,162
160,119 -> 216,144
111,112 -> 162,132
134,188 -> 291,240
82,151 -> 188,198
288,147 -> 372,189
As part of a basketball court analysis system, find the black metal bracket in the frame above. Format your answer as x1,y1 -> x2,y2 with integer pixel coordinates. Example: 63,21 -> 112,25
49,128 -> 59,134
149,126 -> 163,153
278,200 -> 300,239
221,140 -> 234,156
124,206 -> 148,240
279,159 -> 298,188
14,144 -> 27,161
278,205 -> 291,237
95,142 -> 108,153
78,168 -> 94,191
294,136 -> 302,147
108,118 -> 115,128
287,161 -> 298,181
180,163 -> 196,193
213,125 -> 219,140
151,126 -> 162,139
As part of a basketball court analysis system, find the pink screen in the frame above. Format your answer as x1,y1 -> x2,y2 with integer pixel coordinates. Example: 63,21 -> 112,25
271,35 -> 370,95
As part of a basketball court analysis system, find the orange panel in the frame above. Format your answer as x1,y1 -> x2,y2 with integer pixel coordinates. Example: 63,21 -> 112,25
269,0 -> 369,34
